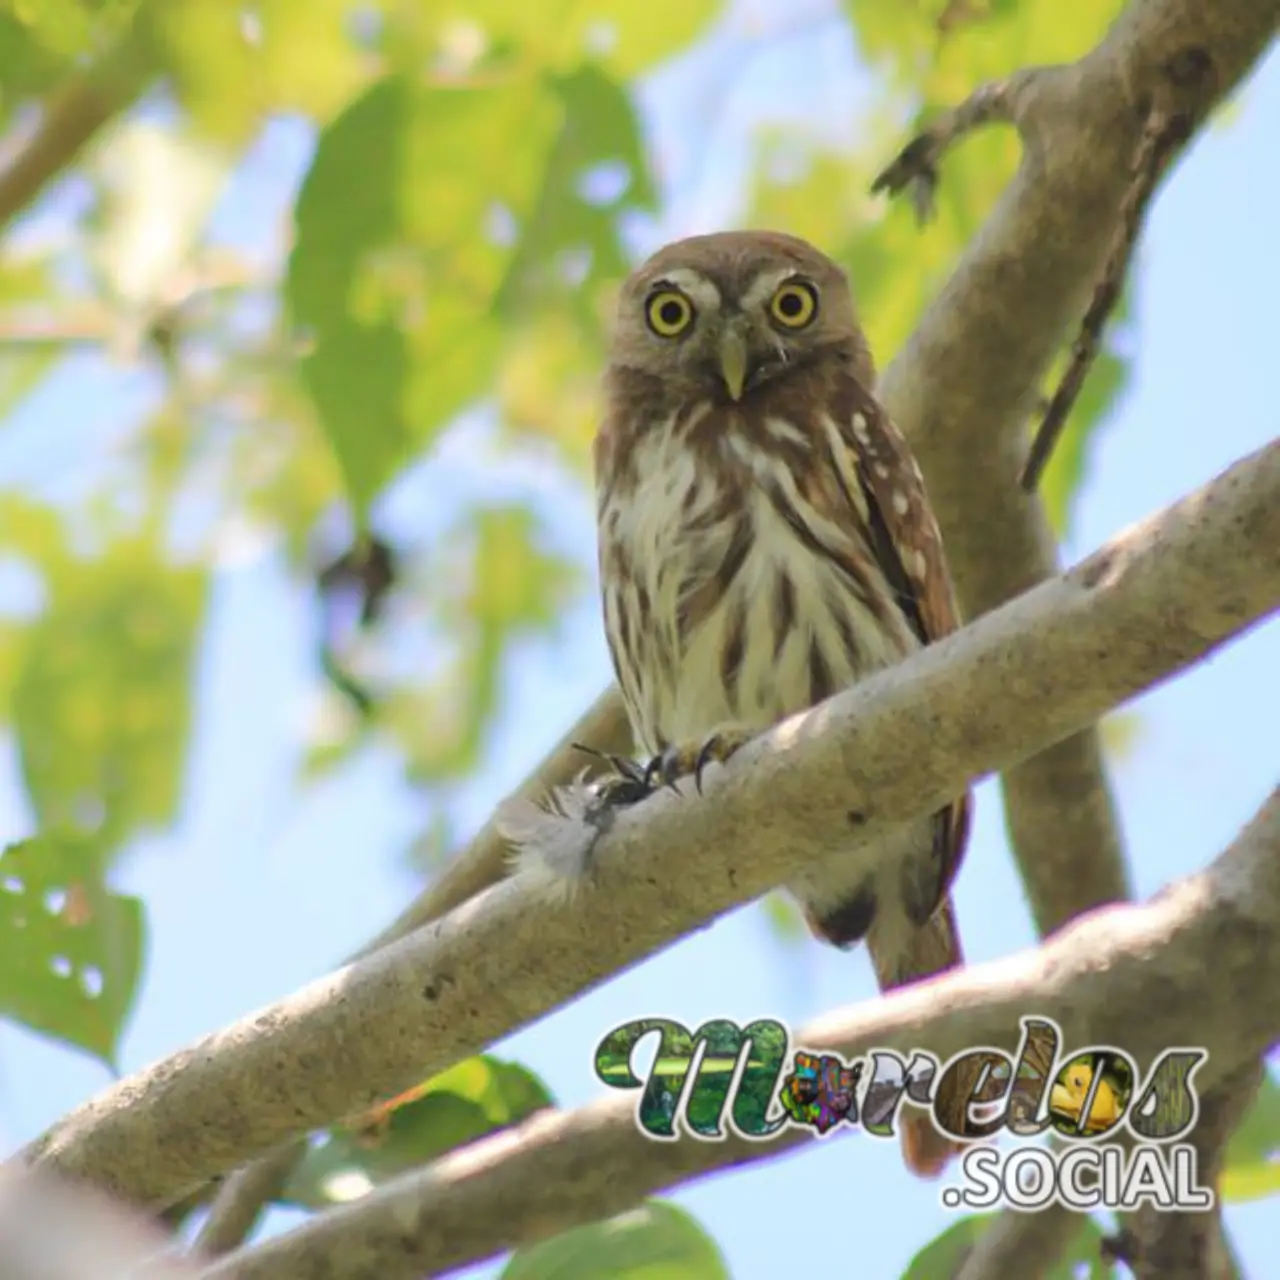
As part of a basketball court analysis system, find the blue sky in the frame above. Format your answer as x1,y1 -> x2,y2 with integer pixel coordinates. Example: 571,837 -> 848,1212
0,5 -> 1277,1277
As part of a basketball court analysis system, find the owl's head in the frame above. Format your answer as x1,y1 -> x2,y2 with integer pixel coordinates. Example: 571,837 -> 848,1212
608,230 -> 873,404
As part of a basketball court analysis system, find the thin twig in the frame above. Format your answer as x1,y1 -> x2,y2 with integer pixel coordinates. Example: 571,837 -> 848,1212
1019,94 -> 1193,492
870,76 -> 1023,224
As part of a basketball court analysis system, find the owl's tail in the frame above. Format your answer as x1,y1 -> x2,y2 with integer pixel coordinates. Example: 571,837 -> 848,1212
868,896 -> 978,1179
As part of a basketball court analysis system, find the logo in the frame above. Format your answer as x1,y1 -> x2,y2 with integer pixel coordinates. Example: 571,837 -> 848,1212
593,1015 -> 1214,1212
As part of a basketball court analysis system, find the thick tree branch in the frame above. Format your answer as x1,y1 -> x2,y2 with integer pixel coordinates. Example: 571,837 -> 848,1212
197,790 -> 1280,1280
18,438 -> 1280,1214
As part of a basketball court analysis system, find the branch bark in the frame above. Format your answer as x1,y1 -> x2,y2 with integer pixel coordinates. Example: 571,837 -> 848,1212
20,436 -> 1280,1214
197,789 -> 1280,1280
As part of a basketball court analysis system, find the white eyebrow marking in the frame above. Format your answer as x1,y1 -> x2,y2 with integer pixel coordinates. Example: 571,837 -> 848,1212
740,267 -> 801,311
648,267 -> 721,314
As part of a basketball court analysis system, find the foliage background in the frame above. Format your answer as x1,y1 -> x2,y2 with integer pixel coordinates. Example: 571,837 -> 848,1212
0,0 -> 1277,1275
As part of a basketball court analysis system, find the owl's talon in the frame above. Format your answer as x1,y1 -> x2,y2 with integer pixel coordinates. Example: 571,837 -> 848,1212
586,728 -> 755,808
693,727 -> 753,792
571,742 -> 646,783
642,728 -> 756,795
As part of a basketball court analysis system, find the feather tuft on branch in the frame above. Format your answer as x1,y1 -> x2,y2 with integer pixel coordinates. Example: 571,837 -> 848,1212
497,771 -> 614,895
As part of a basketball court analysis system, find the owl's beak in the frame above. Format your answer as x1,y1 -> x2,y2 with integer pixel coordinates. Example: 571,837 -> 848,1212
717,327 -> 749,402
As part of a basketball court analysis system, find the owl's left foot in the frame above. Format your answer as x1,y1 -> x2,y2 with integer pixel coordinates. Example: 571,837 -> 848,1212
642,725 -> 756,796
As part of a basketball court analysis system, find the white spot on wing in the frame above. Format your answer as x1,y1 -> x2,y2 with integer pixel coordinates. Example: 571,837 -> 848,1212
893,491 -> 910,516
851,412 -> 870,444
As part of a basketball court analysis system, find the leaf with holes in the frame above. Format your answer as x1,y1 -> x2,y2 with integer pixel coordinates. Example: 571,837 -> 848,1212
1222,1070 -> 1280,1202
0,834 -> 144,1065
501,1200 -> 730,1280
10,538 -> 206,856
283,1054 -> 554,1208
495,63 -> 656,326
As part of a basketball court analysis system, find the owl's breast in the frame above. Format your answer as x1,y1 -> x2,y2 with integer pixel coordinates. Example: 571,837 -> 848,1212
598,413 -> 915,753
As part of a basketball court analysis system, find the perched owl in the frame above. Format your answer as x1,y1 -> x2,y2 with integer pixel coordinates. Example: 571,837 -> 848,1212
592,230 -> 975,1176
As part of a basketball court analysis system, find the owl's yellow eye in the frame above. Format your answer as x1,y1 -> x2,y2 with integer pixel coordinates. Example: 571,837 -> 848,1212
645,289 -> 695,337
769,280 -> 818,329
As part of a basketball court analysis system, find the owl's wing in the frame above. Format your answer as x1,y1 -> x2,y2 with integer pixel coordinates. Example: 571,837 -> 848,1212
826,380 -> 972,926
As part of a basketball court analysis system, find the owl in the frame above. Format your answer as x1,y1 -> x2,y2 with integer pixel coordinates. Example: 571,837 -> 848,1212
593,230 -> 975,1176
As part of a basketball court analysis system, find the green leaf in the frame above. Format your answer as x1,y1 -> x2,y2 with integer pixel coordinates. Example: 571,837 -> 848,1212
0,833 -> 144,1066
760,891 -> 807,944
286,76 -> 408,520
283,1054 -> 555,1208
1100,710 -> 1144,764
902,1214 -> 992,1279
501,1201 -> 730,1280
10,538 -> 206,855
0,13 -> 68,109
496,63 -> 657,325
421,0 -> 721,77
5,0 -> 138,60
288,73 -> 557,518
148,0 -> 379,141
290,59 -> 660,519
1222,1070 -> 1280,1202
903,1213 -> 1110,1278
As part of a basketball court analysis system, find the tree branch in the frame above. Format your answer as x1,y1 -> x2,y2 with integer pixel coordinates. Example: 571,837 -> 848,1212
1109,1062 -> 1262,1280
0,30 -> 153,233
872,6 -> 1277,1265
190,694 -> 635,1253
19,437 -> 1280,1214
197,788 -> 1280,1280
